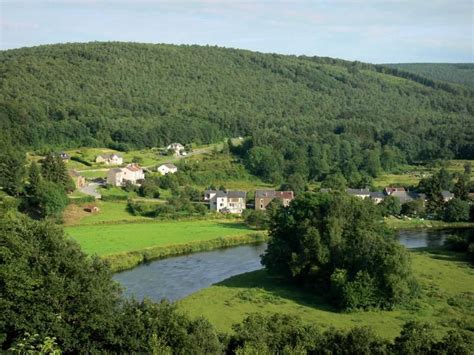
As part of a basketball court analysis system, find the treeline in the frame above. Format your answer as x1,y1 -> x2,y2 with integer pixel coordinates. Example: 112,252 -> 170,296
386,63 -> 474,89
1,43 -> 473,182
1,210 -> 471,353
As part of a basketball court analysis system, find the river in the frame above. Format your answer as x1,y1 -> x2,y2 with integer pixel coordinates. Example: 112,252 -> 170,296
113,228 -> 472,302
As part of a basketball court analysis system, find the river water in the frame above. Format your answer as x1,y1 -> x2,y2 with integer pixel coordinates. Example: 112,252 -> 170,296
113,228 -> 472,302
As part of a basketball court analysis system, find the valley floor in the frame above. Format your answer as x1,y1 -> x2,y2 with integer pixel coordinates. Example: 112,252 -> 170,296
178,248 -> 474,341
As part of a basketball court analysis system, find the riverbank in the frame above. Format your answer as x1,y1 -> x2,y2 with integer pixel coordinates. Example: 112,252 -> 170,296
179,248 -> 474,341
384,217 -> 474,230
105,232 -> 268,272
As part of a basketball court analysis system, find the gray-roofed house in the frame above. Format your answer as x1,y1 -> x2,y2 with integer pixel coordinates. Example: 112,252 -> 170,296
157,163 -> 178,175
369,191 -> 385,204
441,191 -> 454,202
346,188 -> 370,199
205,190 -> 246,214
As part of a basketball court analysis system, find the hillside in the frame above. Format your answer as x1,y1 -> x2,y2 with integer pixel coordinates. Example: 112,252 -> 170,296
1,42 -> 473,183
386,63 -> 474,89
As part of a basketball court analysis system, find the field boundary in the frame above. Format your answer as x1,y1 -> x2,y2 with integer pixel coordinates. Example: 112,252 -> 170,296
104,232 -> 268,272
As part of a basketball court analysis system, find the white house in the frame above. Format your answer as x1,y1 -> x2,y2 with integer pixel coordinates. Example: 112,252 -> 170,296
166,143 -> 185,156
346,188 -> 370,199
157,163 -> 178,175
96,153 -> 123,165
205,190 -> 246,214
107,163 -> 145,186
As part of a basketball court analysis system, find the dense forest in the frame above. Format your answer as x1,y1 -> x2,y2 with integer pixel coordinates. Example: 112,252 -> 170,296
386,63 -> 474,89
1,42 -> 473,183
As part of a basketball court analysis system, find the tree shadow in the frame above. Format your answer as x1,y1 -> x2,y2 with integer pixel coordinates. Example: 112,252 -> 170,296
411,247 -> 470,263
215,269 -> 338,313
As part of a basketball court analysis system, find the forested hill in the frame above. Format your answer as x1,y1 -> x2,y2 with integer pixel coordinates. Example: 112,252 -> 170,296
385,63 -> 474,89
1,42 -> 473,177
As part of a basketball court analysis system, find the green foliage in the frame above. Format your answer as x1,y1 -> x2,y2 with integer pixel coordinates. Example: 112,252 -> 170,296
34,181 -> 69,219
262,192 -> 418,310
41,154 -> 74,191
243,209 -> 269,230
1,43 -> 472,183
386,63 -> 474,89
0,148 -> 26,196
401,199 -> 426,217
70,155 -> 92,166
453,174 -> 470,200
443,198 -> 470,222
379,195 -> 402,216
138,178 -> 161,198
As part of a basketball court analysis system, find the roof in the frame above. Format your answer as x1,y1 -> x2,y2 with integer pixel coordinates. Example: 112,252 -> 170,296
160,163 -> 177,169
370,192 -> 385,199
227,191 -> 246,199
347,188 -> 370,195
255,190 -> 276,198
441,191 -> 454,198
125,163 -> 142,172
384,187 -> 406,195
167,143 -> 184,149
98,153 -> 122,159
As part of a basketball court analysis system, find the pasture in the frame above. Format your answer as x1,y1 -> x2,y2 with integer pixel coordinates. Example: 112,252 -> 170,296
179,249 -> 474,340
66,219 -> 254,256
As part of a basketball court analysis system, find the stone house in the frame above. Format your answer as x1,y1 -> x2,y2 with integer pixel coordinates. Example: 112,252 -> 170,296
254,190 -> 294,210
166,143 -> 185,156
68,170 -> 86,189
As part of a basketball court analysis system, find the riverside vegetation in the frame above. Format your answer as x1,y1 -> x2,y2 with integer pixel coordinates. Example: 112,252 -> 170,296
1,195 -> 473,353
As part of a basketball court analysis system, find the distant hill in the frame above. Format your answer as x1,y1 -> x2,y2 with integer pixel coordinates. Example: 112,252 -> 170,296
385,63 -> 474,89
0,43 -> 473,179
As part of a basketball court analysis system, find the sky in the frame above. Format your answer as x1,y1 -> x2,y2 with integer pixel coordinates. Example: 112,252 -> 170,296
1,0 -> 473,63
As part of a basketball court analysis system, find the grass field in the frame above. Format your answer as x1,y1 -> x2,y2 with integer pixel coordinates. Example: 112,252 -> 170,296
384,216 -> 474,230
66,219 -> 254,256
178,249 -> 474,341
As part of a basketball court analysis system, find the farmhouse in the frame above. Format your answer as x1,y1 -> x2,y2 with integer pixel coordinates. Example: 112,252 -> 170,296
205,190 -> 246,214
255,190 -> 294,210
157,163 -> 178,175
167,143 -> 185,156
55,152 -> 70,162
346,188 -> 370,199
95,153 -> 123,165
68,170 -> 86,189
107,163 -> 145,186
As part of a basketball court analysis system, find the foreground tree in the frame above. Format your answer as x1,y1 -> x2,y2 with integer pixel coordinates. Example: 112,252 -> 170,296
262,192 -> 418,310
0,148 -> 26,196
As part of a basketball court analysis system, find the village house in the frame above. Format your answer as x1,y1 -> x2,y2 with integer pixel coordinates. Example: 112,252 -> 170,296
95,153 -> 123,165
384,187 -> 406,195
204,190 -> 246,214
84,205 -> 100,213
346,188 -> 370,199
255,190 -> 294,210
167,143 -> 185,156
441,191 -> 454,202
68,170 -> 86,189
369,191 -> 385,204
157,163 -> 178,175
107,163 -> 145,186
387,189 -> 427,204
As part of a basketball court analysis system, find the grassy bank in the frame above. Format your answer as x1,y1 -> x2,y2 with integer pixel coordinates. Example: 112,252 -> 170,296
385,216 -> 474,230
105,232 -> 267,272
179,248 -> 474,341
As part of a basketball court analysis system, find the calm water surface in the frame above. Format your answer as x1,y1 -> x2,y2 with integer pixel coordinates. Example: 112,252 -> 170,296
113,228 -> 472,302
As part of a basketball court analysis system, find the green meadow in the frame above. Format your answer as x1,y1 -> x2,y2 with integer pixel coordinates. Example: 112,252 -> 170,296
179,249 -> 474,341
66,219 -> 254,256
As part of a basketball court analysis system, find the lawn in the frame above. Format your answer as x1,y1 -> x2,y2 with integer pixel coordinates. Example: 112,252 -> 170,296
66,220 -> 253,256
178,249 -> 474,341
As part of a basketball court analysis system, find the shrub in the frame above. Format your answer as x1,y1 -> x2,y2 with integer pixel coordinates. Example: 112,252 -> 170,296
443,198 -> 470,222
70,156 -> 92,166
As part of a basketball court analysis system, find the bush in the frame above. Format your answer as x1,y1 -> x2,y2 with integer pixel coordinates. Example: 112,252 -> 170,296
379,195 -> 402,216
243,209 -> 269,230
443,198 -> 470,222
70,156 -> 92,166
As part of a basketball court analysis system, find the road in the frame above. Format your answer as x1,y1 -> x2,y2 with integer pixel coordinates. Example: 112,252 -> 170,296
80,182 -> 101,198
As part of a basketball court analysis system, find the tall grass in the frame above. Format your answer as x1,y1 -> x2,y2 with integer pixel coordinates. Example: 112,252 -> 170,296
105,232 -> 268,272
